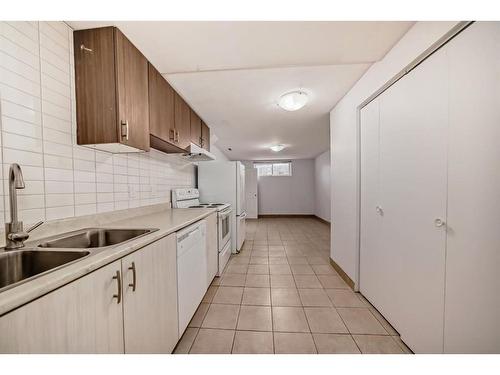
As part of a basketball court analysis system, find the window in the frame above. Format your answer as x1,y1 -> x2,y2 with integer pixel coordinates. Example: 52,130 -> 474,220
254,162 -> 292,177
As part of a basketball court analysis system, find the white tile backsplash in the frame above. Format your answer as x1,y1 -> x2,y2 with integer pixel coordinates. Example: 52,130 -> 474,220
0,21 -> 196,226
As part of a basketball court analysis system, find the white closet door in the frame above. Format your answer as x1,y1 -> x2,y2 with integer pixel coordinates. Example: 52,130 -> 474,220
360,99 -> 386,304
444,22 -> 500,353
378,49 -> 449,353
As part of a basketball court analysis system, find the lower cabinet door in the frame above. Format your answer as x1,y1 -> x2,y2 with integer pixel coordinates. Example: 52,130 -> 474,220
0,260 -> 124,353
121,234 -> 179,353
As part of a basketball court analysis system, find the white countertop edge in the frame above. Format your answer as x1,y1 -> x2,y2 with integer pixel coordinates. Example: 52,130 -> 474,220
0,207 -> 217,316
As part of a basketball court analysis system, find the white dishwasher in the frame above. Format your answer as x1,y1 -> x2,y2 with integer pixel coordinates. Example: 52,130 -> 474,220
177,220 -> 207,336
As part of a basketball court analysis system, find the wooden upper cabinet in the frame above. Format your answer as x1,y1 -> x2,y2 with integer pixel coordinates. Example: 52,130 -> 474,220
190,109 -> 202,147
74,27 -> 150,153
148,63 -> 175,145
201,121 -> 210,151
174,92 -> 191,150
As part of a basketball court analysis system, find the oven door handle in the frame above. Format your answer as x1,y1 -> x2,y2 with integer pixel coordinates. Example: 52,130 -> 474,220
239,212 -> 247,219
220,209 -> 233,219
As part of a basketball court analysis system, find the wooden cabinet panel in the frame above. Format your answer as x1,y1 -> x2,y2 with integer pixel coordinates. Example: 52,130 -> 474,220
201,120 -> 210,151
74,27 -> 117,145
114,28 -> 150,151
148,63 -> 175,144
0,261 -> 124,353
74,27 -> 149,152
190,109 -> 202,146
174,92 -> 191,150
121,235 -> 178,353
206,213 -> 218,287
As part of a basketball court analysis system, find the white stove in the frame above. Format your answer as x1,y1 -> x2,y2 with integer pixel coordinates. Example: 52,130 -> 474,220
172,188 -> 232,276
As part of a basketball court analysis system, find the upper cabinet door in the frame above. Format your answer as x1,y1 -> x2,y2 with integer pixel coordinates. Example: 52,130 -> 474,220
174,92 -> 191,149
74,27 -> 150,152
190,109 -> 202,146
74,27 -> 118,145
148,63 -> 175,144
114,28 -> 150,151
201,120 -> 210,151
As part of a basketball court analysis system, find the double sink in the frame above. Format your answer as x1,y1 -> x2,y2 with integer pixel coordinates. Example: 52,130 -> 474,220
0,228 -> 157,293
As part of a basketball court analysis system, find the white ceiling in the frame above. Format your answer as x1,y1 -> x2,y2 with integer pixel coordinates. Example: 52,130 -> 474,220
68,21 -> 414,160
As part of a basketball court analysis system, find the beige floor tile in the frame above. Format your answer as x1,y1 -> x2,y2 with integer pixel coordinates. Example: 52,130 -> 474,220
268,245 -> 285,251
174,327 -> 199,354
352,335 -> 404,354
190,329 -> 235,354
274,332 -> 317,354
313,334 -> 360,354
293,275 -> 323,289
188,303 -> 209,327
392,336 -> 413,353
237,305 -> 272,331
326,289 -> 366,308
269,257 -> 288,265
368,306 -> 399,335
287,256 -> 309,265
221,274 -> 247,287
245,274 -> 270,288
242,287 -> 271,306
269,250 -> 287,257
272,306 -> 310,332
304,307 -> 348,333
202,304 -> 240,329
252,250 -> 269,257
271,288 -> 302,307
285,249 -> 305,257
270,264 -> 292,275
202,286 -> 218,303
337,308 -> 387,335
270,275 -> 296,288
317,275 -> 349,289
232,331 -> 274,354
306,256 -> 330,265
268,240 -> 283,246
312,264 -> 337,275
225,264 -> 249,274
212,286 -> 244,305
298,289 -> 333,307
247,264 -> 269,274
250,256 -> 269,265
230,256 -> 250,265
290,264 -> 315,275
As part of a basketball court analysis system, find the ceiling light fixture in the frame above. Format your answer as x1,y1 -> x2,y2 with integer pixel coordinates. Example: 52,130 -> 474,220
278,90 -> 308,111
270,144 -> 286,152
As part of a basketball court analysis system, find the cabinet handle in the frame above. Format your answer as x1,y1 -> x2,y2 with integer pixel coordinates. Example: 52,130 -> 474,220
121,120 -> 129,141
112,271 -> 122,304
169,129 -> 175,142
434,218 -> 446,228
375,206 -> 384,216
80,44 -> 93,53
199,136 -> 203,147
128,261 -> 137,292
176,130 -> 180,143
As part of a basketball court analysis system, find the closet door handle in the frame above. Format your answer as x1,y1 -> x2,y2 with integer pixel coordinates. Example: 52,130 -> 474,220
375,206 -> 384,216
128,261 -> 137,292
434,218 -> 446,228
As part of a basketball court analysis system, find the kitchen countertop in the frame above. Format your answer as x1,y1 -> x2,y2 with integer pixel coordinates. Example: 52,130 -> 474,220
0,205 -> 217,316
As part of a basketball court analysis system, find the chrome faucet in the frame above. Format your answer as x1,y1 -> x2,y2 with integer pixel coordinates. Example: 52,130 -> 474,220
4,164 -> 43,250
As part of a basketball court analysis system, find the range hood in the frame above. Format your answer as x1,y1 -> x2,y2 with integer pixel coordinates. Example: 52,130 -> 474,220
182,143 -> 216,162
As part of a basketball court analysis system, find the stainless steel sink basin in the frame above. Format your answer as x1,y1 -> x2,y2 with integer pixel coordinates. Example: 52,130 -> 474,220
38,228 -> 156,249
0,249 -> 90,292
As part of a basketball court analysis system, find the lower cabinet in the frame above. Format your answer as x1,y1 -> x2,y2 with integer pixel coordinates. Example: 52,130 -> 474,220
0,234 -> 178,354
122,234 -> 178,353
0,260 -> 124,353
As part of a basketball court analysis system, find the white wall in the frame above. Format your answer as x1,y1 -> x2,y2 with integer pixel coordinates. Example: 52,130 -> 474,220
0,21 -> 196,226
314,150 -> 330,222
251,159 -> 315,215
329,21 -> 459,284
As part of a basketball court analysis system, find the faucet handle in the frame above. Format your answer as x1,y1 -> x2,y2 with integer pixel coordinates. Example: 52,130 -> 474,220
26,221 -> 43,233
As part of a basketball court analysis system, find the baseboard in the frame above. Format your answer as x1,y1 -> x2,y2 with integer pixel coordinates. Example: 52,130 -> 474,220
329,257 -> 355,290
258,214 -> 315,218
314,216 -> 331,226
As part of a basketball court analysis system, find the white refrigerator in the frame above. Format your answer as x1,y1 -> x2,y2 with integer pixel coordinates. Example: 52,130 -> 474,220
198,161 -> 246,253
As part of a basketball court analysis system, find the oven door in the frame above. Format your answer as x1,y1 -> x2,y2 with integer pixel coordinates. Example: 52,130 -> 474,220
218,208 -> 232,251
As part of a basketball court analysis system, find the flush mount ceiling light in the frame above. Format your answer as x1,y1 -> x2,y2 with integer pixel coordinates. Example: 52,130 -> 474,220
278,90 -> 308,111
270,144 -> 286,152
